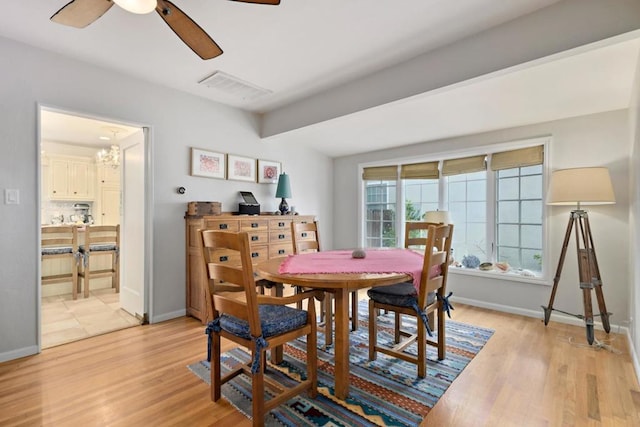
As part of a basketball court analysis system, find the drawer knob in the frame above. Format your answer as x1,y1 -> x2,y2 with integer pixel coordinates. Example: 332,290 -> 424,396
278,234 -> 285,239
251,236 -> 259,241
219,224 -> 228,230
219,256 -> 228,262
251,223 -> 258,228
251,252 -> 259,258
278,222 -> 285,227
278,249 -> 285,254
301,232 -> 308,238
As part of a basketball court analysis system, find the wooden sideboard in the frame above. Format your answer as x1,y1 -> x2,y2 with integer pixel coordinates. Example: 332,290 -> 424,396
185,212 -> 316,323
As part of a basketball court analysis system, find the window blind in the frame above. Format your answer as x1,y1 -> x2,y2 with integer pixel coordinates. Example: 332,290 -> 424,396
362,165 -> 398,181
441,155 -> 486,176
490,145 -> 544,171
400,161 -> 439,179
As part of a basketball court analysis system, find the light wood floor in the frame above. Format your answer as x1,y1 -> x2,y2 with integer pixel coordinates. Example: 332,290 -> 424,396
1,302 -> 638,427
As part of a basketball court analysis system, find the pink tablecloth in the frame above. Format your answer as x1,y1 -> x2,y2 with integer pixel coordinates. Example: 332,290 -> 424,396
279,248 -> 425,290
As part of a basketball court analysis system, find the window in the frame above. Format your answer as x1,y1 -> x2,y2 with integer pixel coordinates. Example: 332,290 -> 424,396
446,171 -> 487,262
364,180 -> 397,247
495,164 -> 543,271
360,140 -> 546,280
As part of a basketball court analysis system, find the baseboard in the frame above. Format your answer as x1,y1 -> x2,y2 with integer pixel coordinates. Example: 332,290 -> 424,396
627,327 -> 640,387
451,296 -> 625,333
151,309 -> 186,324
0,345 -> 38,364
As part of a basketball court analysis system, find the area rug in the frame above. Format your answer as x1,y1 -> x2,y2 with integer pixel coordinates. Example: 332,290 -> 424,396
188,303 -> 494,426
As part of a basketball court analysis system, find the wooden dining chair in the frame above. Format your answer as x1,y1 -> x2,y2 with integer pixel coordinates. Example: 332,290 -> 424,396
368,222 -> 453,378
41,225 -> 80,299
78,225 -> 120,298
201,230 -> 323,426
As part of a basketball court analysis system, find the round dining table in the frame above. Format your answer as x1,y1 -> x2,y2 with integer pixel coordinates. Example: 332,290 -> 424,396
256,256 -> 412,400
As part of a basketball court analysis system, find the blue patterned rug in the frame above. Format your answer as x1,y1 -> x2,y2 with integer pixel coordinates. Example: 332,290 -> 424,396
188,302 -> 493,426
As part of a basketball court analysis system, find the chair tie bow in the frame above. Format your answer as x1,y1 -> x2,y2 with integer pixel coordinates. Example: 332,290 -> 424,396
410,300 -> 434,337
205,318 -> 221,362
250,335 -> 268,374
438,292 -> 454,318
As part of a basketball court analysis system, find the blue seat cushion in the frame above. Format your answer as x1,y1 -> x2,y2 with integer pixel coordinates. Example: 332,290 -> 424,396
79,244 -> 117,253
42,246 -> 73,255
368,282 -> 437,307
219,304 -> 308,340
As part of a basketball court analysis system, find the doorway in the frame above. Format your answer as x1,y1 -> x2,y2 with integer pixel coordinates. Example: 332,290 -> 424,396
38,107 -> 149,349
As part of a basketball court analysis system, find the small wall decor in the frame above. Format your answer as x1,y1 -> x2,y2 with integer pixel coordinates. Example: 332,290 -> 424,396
227,154 -> 257,182
191,148 -> 226,179
257,159 -> 281,184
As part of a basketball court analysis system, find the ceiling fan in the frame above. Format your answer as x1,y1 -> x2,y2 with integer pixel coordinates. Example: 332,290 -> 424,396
50,0 -> 280,60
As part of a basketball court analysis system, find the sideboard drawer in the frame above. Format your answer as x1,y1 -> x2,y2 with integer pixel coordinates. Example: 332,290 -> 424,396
240,219 -> 269,231
269,218 -> 292,230
246,231 -> 269,246
205,219 -> 240,232
269,243 -> 293,258
269,230 -> 292,243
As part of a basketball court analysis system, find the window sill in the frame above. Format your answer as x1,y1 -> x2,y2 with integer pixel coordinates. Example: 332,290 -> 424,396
448,266 -> 551,286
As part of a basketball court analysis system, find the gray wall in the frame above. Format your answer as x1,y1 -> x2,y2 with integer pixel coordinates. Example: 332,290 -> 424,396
629,42 -> 640,380
0,36 -> 333,361
333,110 -> 630,328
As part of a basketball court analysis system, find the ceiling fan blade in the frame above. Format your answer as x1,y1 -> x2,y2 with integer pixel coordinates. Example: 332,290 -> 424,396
156,0 -> 222,60
50,0 -> 114,28
230,0 -> 281,5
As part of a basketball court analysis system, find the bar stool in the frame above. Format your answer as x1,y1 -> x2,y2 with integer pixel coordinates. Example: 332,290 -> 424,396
41,225 -> 80,300
78,225 -> 120,298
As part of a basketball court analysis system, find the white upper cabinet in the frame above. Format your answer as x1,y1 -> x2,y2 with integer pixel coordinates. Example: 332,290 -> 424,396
48,156 -> 95,201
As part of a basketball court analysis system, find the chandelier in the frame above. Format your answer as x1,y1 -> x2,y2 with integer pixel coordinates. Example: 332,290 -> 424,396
97,145 -> 120,168
97,128 -> 121,168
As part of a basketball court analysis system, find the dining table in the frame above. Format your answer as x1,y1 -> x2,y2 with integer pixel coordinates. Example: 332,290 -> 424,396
256,248 -> 423,400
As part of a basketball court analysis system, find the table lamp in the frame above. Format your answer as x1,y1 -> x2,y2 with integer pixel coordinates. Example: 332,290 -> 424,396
542,166 -> 615,344
275,173 -> 292,214
423,210 -> 451,224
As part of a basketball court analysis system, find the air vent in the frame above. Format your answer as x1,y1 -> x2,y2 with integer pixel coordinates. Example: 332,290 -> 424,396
198,71 -> 272,101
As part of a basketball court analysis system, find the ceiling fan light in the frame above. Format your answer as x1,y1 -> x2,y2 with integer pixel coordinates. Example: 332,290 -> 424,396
113,0 -> 157,14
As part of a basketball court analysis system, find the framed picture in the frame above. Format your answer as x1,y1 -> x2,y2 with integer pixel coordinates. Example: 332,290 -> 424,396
191,148 -> 226,179
257,159 -> 281,184
227,154 -> 257,182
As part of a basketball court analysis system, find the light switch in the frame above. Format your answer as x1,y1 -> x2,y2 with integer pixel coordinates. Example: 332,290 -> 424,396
5,189 -> 19,205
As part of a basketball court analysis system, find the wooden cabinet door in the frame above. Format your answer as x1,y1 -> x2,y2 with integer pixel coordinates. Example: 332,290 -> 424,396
100,185 -> 121,225
70,161 -> 92,199
49,159 -> 69,199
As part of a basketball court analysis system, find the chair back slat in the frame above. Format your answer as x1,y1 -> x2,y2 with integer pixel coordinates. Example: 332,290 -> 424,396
404,221 -> 453,306
291,221 -> 321,254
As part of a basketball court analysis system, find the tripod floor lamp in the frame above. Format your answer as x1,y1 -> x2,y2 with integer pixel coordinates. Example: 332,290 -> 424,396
542,167 -> 615,344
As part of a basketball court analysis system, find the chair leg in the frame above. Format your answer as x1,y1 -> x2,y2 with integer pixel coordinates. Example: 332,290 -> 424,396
252,352 -> 265,427
211,333 -> 222,402
324,294 -> 333,346
368,300 -> 377,361
72,256 -> 78,300
437,309 -> 446,360
84,254 -> 91,298
417,316 -> 427,378
308,319 -> 318,398
350,291 -> 358,331
394,312 -> 401,344
113,252 -> 120,293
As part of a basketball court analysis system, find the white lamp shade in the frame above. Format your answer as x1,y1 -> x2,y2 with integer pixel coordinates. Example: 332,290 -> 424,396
424,210 -> 452,224
547,167 -> 615,205
113,0 -> 157,14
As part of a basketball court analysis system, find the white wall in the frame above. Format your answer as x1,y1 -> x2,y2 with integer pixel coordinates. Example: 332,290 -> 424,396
0,36 -> 333,361
333,110 -> 630,327
629,43 -> 640,380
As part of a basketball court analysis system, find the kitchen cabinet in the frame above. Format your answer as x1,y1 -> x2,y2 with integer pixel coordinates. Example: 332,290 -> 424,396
49,156 -> 95,201
98,185 -> 121,225
185,212 -> 315,323
97,164 -> 120,186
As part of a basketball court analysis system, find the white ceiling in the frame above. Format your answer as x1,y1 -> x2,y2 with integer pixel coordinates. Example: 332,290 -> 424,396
2,0 -> 639,156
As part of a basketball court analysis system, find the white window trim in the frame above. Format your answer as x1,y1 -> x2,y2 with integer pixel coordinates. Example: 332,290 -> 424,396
358,136 -> 552,285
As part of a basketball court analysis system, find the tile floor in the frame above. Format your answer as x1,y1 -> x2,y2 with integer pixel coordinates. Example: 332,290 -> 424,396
41,288 -> 140,349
